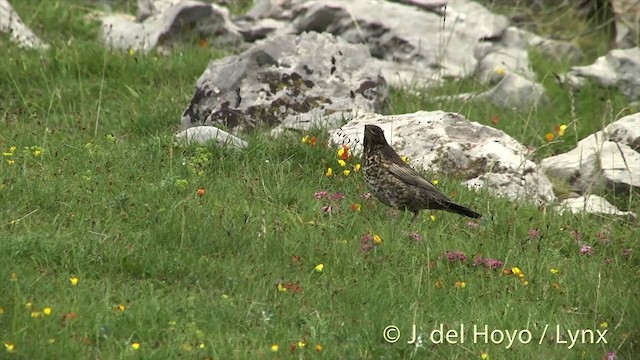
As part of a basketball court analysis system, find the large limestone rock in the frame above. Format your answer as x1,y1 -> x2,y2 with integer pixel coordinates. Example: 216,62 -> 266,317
565,47 -> 640,101
245,0 -> 509,87
180,31 -> 388,134
100,0 -> 242,53
0,0 -> 49,49
329,111 -> 556,205
541,112 -> 640,196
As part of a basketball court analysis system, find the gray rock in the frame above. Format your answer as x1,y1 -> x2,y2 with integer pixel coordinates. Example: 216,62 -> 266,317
180,31 -> 388,134
475,27 -> 536,84
235,17 -> 287,42
329,110 -> 555,205
175,125 -> 248,149
101,0 -> 242,53
558,195 -> 636,220
541,112 -> 640,195
475,72 -> 548,111
565,47 -> 640,101
0,0 -> 49,49
287,0 -> 509,87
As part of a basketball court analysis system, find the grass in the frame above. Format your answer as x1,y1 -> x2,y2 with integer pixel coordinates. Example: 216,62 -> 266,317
1,0 -> 638,359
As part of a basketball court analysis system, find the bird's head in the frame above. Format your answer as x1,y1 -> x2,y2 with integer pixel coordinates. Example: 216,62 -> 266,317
363,124 -> 388,151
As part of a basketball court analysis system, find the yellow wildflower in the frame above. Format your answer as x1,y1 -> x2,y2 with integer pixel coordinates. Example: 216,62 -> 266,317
69,276 -> 79,286
271,344 -> 279,352
297,341 -> 306,348
314,263 -> 324,272
495,67 -> 505,75
315,344 -> 323,352
354,163 -> 361,172
558,124 -> 567,136
430,214 -> 436,222
301,136 -> 309,143
128,48 -> 136,56
343,169 -> 351,176
277,283 -> 287,292
117,304 -> 126,312
31,311 -> 42,318
550,268 -> 560,274
373,234 -> 382,244
43,307 -> 52,316
325,167 -> 333,177
600,322 -> 608,328
25,302 -> 33,309
131,342 -> 140,350
455,281 -> 466,289
511,267 -> 522,277
199,343 -> 206,349
432,179 -> 439,185
6,159 -> 14,166
10,273 -> 17,281
4,343 -> 15,352
481,351 -> 489,359
401,155 -> 409,164
337,159 -> 346,167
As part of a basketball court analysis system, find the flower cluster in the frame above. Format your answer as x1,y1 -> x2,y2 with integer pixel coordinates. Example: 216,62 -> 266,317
276,280 -> 303,294
505,266 -> 529,286
2,145 -> 43,166
545,124 -> 568,142
326,144 -> 360,177
301,135 -> 318,146
472,255 -> 504,270
314,190 -> 363,215
360,233 -> 382,253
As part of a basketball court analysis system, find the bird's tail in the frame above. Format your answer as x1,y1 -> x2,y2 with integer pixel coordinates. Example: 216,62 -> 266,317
446,202 -> 482,219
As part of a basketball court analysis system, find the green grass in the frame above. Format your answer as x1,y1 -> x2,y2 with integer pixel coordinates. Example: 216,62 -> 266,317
1,1 -> 639,359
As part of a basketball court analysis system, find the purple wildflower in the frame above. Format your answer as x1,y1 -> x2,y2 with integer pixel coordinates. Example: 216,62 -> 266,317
467,221 -> 480,229
314,191 -> 328,199
528,228 -> 540,240
331,192 -> 345,200
445,251 -> 467,263
579,245 -> 593,256
604,351 -> 617,360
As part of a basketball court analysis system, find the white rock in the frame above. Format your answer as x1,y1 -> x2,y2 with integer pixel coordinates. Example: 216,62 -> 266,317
175,126 -> 248,149
0,0 -> 49,49
559,195 -> 636,219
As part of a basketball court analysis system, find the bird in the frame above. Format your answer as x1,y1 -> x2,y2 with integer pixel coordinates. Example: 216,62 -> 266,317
362,124 -> 482,224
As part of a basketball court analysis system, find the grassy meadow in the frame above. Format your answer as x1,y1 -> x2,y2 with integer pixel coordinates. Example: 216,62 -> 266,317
1,1 -> 638,359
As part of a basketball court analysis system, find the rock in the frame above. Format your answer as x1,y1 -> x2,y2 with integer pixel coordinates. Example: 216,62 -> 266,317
541,112 -> 640,195
288,0 -> 509,87
175,125 -> 248,149
611,0 -> 640,48
474,27 -> 536,84
137,0 -> 181,20
0,0 -> 49,49
329,110 -> 556,205
100,0 -> 242,53
180,31 -> 388,134
235,17 -> 287,42
565,47 -> 640,101
517,28 -> 583,63
475,72 -> 548,111
558,195 -> 636,219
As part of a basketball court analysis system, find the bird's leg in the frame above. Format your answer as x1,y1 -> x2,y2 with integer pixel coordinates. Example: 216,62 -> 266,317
410,211 -> 420,225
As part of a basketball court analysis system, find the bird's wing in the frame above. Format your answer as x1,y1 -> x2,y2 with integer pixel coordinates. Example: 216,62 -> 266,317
387,163 -> 449,200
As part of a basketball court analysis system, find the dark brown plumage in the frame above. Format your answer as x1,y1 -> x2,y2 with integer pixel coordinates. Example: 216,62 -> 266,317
362,124 -> 481,224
